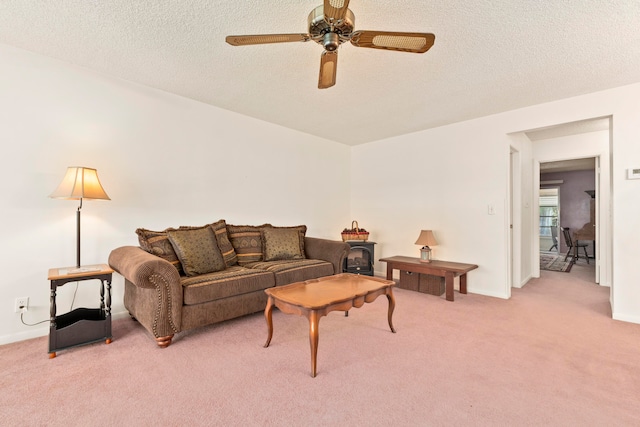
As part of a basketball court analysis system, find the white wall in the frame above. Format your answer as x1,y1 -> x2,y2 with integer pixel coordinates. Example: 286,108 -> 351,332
352,83 -> 640,325
0,44 -> 351,344
351,119 -> 511,299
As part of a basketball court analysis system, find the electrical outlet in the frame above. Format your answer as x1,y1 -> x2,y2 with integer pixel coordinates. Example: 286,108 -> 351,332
15,297 -> 29,313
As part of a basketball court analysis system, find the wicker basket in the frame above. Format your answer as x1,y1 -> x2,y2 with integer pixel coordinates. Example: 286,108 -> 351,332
341,220 -> 369,242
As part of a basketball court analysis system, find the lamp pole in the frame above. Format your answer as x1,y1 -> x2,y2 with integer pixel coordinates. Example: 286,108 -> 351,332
76,199 -> 83,268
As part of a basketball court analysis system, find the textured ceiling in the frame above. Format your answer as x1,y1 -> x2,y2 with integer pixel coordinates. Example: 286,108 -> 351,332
1,1 -> 640,146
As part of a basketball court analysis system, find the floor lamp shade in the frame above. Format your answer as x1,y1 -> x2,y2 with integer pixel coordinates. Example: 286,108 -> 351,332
49,167 -> 111,200
50,167 -> 110,268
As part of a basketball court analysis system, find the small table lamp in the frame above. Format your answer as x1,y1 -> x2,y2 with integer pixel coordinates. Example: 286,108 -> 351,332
415,230 -> 438,263
50,167 -> 110,268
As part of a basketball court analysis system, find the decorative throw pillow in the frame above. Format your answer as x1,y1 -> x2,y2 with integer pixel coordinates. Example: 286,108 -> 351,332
209,219 -> 238,267
268,225 -> 307,257
227,224 -> 271,266
136,228 -> 184,275
262,228 -> 304,261
167,227 -> 226,276
180,220 -> 238,268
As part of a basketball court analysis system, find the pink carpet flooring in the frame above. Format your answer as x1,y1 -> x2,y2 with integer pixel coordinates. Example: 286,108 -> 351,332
1,264 -> 639,426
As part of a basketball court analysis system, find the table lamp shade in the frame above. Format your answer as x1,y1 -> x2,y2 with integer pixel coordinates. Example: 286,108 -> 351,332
49,167 -> 110,200
415,230 -> 437,263
415,230 -> 438,247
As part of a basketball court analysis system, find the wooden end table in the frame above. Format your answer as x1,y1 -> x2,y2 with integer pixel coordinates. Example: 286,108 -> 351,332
380,256 -> 478,302
48,264 -> 114,358
264,273 -> 396,377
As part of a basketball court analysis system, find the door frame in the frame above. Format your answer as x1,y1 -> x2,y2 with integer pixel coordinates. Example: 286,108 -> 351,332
533,154 -> 606,284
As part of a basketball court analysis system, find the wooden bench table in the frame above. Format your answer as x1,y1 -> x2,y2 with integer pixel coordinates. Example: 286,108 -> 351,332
379,256 -> 478,302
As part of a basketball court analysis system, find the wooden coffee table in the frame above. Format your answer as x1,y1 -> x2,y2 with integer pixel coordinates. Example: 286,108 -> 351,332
264,273 -> 396,377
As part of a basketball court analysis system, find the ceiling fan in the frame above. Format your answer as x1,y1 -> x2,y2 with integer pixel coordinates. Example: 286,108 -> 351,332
225,0 -> 435,89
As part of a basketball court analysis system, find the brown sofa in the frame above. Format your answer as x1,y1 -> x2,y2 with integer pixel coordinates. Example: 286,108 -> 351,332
108,220 -> 350,347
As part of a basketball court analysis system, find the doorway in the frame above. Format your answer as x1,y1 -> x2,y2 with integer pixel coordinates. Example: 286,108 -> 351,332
538,157 -> 598,282
508,116 -> 610,290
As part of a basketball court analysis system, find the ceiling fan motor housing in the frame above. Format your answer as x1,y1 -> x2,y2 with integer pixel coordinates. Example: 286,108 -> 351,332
308,5 -> 355,50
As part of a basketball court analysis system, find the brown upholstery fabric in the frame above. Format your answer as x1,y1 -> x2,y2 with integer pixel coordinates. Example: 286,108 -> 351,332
179,221 -> 238,267
181,290 -> 269,331
269,225 -> 307,257
209,219 -> 238,267
227,224 -> 271,266
245,259 -> 334,286
167,227 -> 226,276
136,227 -> 184,275
181,265 -> 274,305
262,228 -> 304,261
109,246 -> 184,337
303,237 -> 351,274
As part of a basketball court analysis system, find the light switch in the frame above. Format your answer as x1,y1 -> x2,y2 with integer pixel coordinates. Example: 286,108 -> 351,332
488,204 -> 495,215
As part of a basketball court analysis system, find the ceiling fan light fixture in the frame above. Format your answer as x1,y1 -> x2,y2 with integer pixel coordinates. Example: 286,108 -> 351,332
323,32 -> 340,51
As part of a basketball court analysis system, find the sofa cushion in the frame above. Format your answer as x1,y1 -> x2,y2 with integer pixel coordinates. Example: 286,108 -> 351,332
245,259 -> 334,287
167,227 -> 226,276
262,227 -> 304,261
209,219 -> 238,267
136,227 -> 184,275
227,224 -> 271,266
269,225 -> 307,256
179,220 -> 238,267
181,266 -> 275,305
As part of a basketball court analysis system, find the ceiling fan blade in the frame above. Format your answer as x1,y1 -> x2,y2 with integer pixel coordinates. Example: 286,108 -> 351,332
226,34 -> 311,46
350,31 -> 435,53
324,0 -> 350,23
318,50 -> 338,89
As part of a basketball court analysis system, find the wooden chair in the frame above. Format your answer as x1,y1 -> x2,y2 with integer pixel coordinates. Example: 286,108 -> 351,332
561,227 -> 589,264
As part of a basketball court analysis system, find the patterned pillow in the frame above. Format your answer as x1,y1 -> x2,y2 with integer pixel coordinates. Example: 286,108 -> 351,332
269,225 -> 307,257
262,228 -> 304,261
227,224 -> 271,266
136,228 -> 184,275
209,219 -> 238,267
180,220 -> 238,268
167,227 -> 226,276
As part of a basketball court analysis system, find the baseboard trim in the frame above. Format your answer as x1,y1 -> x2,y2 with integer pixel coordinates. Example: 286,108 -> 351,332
612,312 -> 640,325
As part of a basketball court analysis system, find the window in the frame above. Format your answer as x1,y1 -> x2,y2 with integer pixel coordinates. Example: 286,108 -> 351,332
539,189 -> 559,237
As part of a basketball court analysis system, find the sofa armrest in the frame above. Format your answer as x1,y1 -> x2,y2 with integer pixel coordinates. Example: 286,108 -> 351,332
108,246 -> 183,338
304,237 -> 351,274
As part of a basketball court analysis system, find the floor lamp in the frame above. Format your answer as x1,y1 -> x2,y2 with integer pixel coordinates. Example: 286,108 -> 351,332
50,167 -> 110,269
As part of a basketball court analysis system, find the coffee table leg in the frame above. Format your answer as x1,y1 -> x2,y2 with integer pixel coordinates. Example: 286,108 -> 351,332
264,296 -> 274,348
387,289 -> 396,333
308,310 -> 320,377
